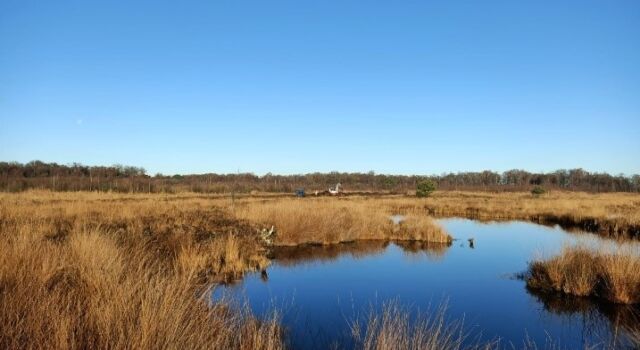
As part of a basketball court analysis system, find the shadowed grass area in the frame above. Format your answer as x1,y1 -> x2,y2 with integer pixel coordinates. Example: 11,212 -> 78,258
527,245 -> 640,304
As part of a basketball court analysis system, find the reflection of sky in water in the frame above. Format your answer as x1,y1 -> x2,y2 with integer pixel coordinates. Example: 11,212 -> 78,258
214,219 -> 638,349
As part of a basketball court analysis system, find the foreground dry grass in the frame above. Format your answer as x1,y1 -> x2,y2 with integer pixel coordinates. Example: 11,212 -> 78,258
0,193 -> 282,349
527,245 -> 640,304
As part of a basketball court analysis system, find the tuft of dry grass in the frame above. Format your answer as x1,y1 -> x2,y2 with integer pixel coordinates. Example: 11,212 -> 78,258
527,245 -> 640,304
349,301 -> 496,350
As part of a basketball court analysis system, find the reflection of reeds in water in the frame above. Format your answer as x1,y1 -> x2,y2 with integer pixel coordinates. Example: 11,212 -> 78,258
269,240 -> 452,267
527,286 -> 640,349
270,241 -> 390,266
394,241 -> 451,261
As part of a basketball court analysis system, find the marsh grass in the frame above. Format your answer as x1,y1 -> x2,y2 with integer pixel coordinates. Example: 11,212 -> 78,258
527,245 -> 640,304
232,191 -> 640,239
394,191 -> 640,239
0,194 -> 282,349
2,190 -> 640,349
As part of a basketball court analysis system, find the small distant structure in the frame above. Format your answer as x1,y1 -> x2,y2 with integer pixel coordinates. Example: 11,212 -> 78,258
295,188 -> 305,197
329,183 -> 342,195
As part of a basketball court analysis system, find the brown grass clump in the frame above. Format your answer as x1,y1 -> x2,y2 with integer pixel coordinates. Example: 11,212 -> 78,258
235,198 -> 451,246
527,245 -> 640,304
391,216 -> 451,243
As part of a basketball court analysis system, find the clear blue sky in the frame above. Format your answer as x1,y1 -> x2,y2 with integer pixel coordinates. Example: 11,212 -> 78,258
1,0 -> 639,175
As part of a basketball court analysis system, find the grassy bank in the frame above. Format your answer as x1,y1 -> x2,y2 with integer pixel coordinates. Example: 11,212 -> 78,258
366,191 -> 640,239
235,198 -> 452,246
227,191 -> 640,239
527,245 -> 640,304
231,191 -> 640,240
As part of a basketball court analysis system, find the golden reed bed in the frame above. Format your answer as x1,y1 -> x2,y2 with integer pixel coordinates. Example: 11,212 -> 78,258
1,190 -> 639,349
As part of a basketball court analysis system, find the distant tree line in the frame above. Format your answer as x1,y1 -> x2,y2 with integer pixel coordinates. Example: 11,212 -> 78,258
1,161 -> 639,193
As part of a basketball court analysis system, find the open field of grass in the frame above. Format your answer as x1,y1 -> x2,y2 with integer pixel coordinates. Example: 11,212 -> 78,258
4,189 -> 638,239
1,190 -> 640,348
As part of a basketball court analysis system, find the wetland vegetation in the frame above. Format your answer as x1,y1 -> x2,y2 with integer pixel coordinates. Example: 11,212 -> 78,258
1,190 -> 639,349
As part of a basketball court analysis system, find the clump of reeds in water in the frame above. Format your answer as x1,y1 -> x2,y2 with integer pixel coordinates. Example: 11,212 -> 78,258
349,301 -> 495,350
389,215 -> 452,244
527,245 -> 640,304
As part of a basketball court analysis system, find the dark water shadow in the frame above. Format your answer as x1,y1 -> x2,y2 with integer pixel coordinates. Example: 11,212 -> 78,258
526,287 -> 640,349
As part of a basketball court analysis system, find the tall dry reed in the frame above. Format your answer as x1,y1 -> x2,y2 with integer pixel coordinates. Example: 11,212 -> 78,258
349,301 -> 496,350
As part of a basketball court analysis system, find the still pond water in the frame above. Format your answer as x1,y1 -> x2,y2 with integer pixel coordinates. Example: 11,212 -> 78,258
215,219 -> 639,349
